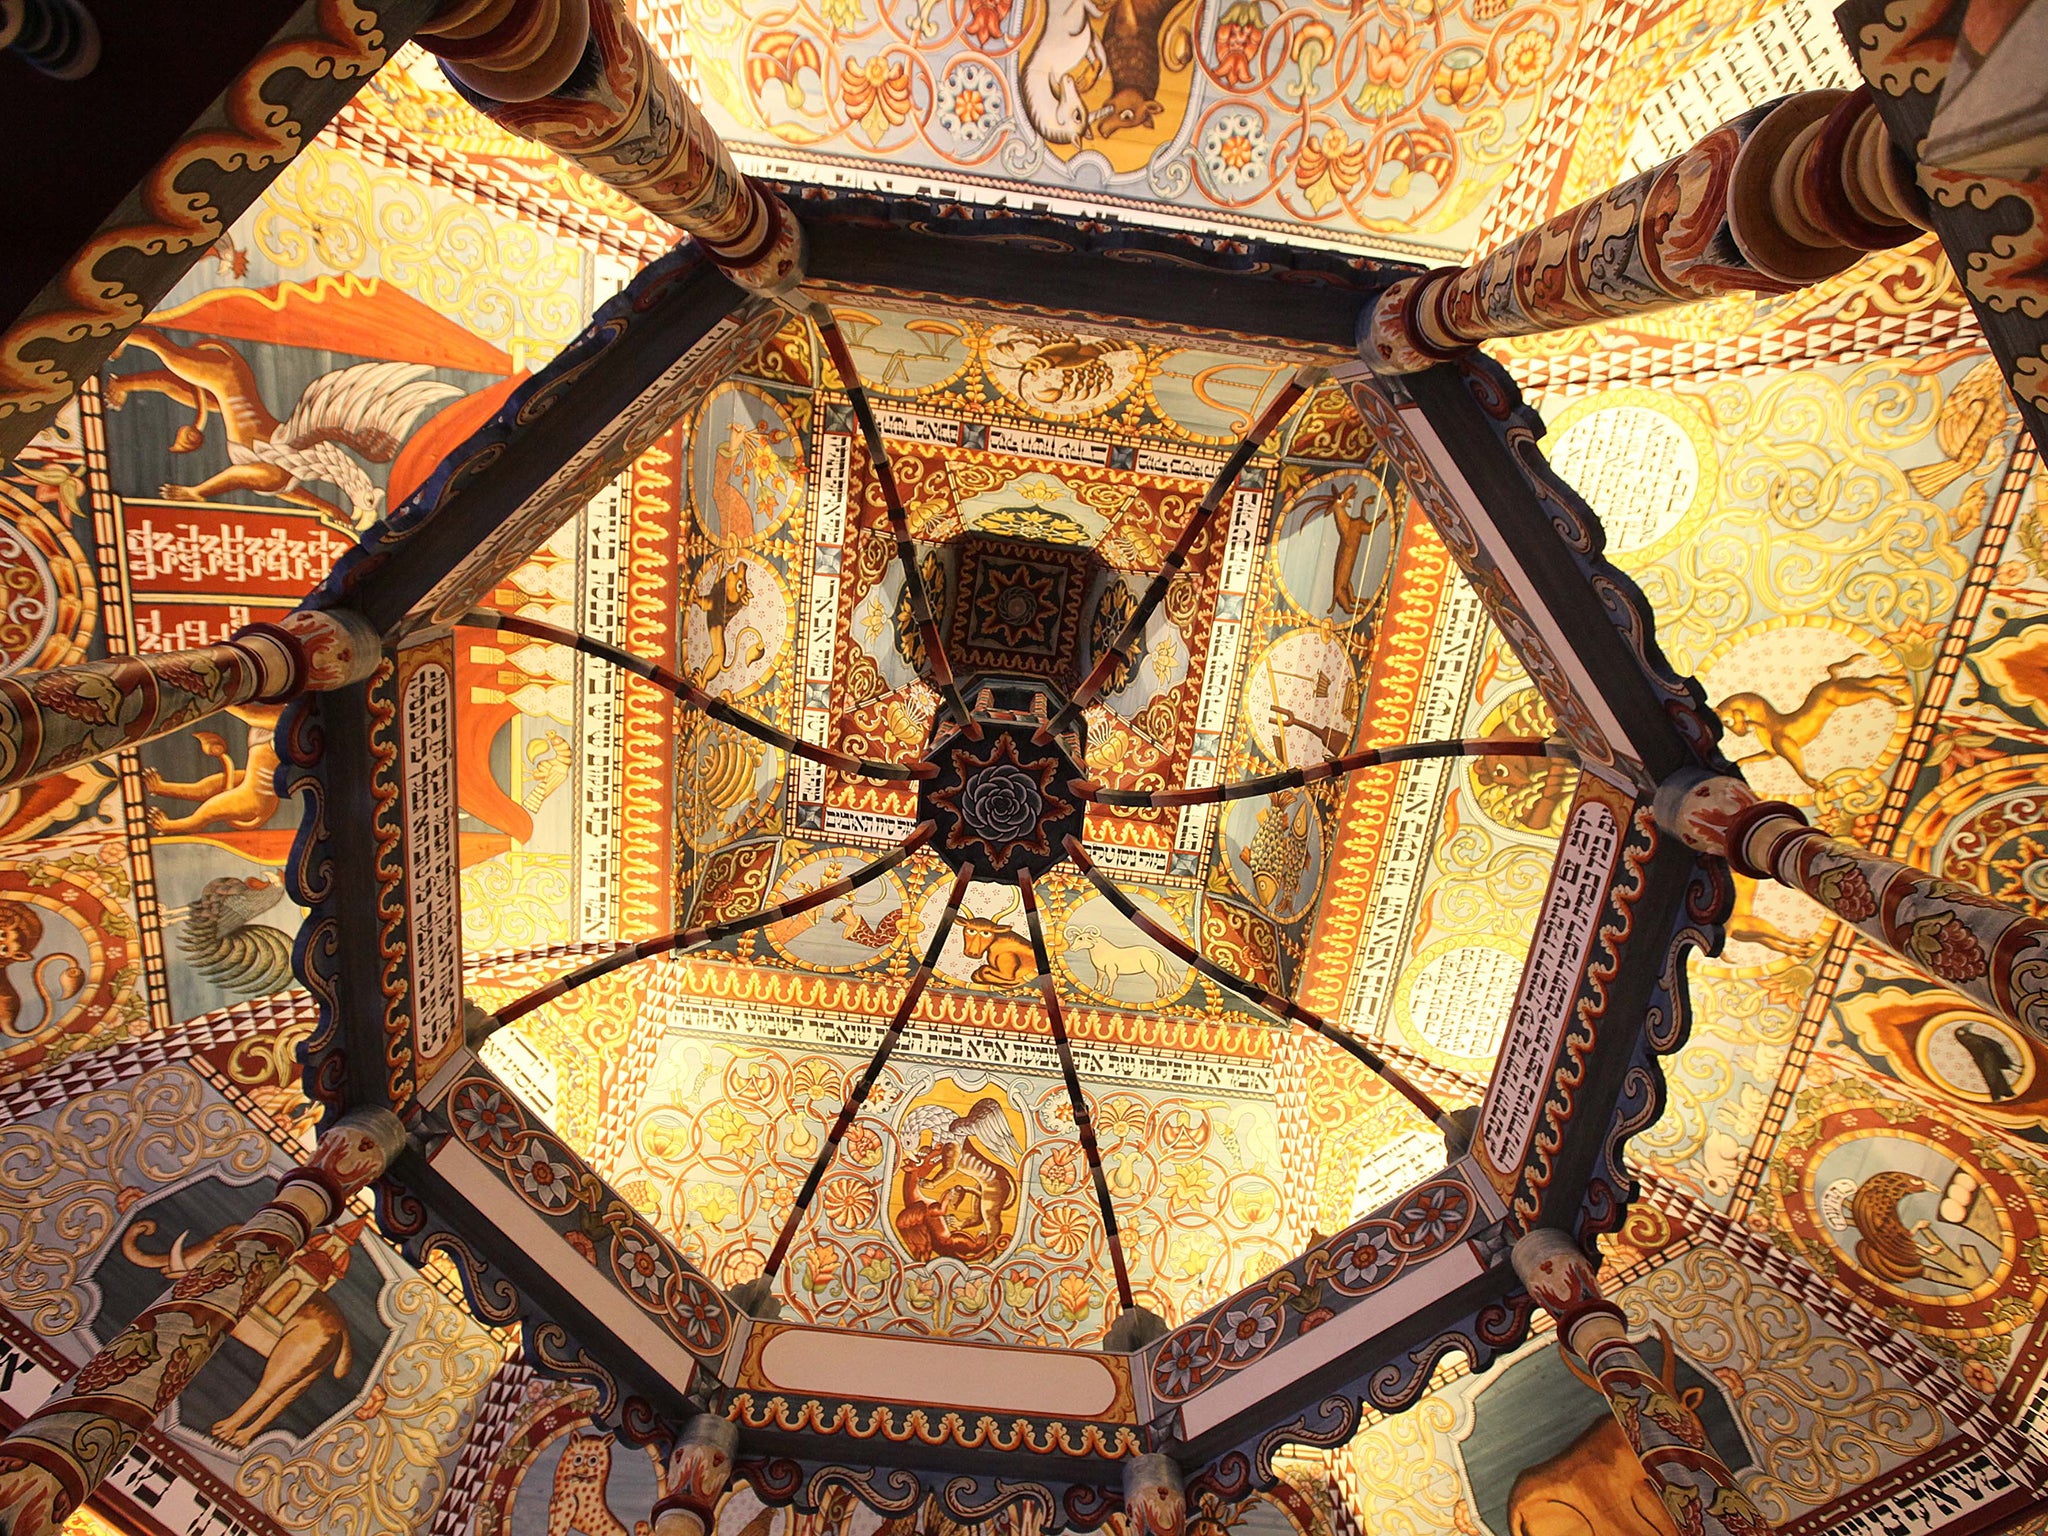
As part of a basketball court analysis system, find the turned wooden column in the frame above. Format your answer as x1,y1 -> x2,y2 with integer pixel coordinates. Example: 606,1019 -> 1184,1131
0,606 -> 378,792
0,1108 -> 408,1536
649,1413 -> 737,1536
1363,87 -> 1924,373
1513,1230 -> 1771,1536
416,0 -> 804,295
1123,1452 -> 1188,1536
1657,769 -> 2048,1047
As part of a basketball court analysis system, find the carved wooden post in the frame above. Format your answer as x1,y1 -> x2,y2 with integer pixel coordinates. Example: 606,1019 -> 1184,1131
1363,87 -> 1923,373
417,0 -> 805,296
1658,769 -> 2048,1046
1512,1230 -> 1771,1536
0,607 -> 378,792
1123,1453 -> 1188,1536
0,1108 -> 408,1536
649,1413 -> 737,1536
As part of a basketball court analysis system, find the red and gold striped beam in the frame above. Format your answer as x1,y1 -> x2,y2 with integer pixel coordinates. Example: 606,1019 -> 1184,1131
486,824 -> 934,1030
1073,736 -> 1560,808
1019,867 -> 1135,1313
811,303 -> 981,739
761,863 -> 977,1283
463,610 -> 934,782
1063,837 -> 1450,1128
1040,365 -> 1324,744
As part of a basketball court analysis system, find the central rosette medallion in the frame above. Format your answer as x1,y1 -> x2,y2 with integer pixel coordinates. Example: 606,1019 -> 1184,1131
920,720 -> 1084,878
959,758 -> 1043,842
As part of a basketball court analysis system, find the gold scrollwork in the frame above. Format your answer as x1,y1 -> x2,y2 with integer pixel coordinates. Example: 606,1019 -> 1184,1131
0,1066 -> 273,1334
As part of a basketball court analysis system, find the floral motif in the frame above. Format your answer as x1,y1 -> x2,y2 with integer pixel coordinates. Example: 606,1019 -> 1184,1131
1002,1266 -> 1037,1310
1162,1158 -> 1218,1213
960,762 -> 1044,842
704,1102 -> 761,1158
1200,110 -> 1268,190
960,0 -> 1009,47
1294,126 -> 1367,214
510,1138 -> 579,1212
1216,1296 -> 1282,1361
842,55 -> 914,145
748,32 -> 822,111
799,1242 -> 842,1294
688,1182 -> 740,1226
1054,1272 -> 1095,1323
451,1081 -> 522,1156
1038,1143 -> 1083,1195
1355,28 -> 1421,117
1395,1182 -> 1469,1246
977,507 -> 1090,545
925,726 -> 1076,872
1382,123 -> 1453,197
937,61 -> 1002,146
674,1277 -> 731,1351
1430,45 -> 1486,108
820,1173 -> 878,1228
1099,1096 -> 1148,1138
1496,26 -> 1552,89
1329,1227 -> 1400,1293
1039,1201 -> 1090,1256
1213,1 -> 1266,89
1152,1323 -> 1222,1400
840,1122 -> 883,1167
856,1244 -> 896,1289
615,1228 -> 675,1301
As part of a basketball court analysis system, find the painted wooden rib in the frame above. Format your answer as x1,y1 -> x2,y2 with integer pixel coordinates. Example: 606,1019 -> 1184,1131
1019,868 -> 1135,1313
1063,836 -> 1450,1127
491,827 -> 933,1028
810,303 -> 980,739
463,610 -> 934,781
679,823 -> 935,950
762,863 -> 977,1283
1073,737 -> 1559,807
1040,365 -> 1324,743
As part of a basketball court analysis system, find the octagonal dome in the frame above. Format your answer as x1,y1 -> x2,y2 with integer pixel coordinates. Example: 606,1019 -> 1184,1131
284,198 -> 1713,1531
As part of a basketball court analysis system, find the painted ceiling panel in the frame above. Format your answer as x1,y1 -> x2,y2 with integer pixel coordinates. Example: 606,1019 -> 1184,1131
3,3 -> 2048,1535
638,0 -> 1589,260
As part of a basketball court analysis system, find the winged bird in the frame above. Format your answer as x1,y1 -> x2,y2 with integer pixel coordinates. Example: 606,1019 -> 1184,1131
895,1097 -> 1024,1262
172,874 -> 296,996
1954,1021 -> 2022,1101
901,1096 -> 1022,1167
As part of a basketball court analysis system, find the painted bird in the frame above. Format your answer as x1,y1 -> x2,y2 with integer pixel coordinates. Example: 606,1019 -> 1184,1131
1908,358 -> 2013,497
1954,1021 -> 2023,1101
176,874 -> 295,996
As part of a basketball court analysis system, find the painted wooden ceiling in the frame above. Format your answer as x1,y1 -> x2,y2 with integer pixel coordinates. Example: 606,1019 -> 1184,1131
1,3 -> 2044,1536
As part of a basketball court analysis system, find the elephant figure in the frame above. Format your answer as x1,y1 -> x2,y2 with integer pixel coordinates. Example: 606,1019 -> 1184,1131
120,1213 -> 362,1447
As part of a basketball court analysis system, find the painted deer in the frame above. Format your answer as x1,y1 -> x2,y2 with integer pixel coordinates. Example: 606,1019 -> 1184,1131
1717,657 -> 1910,790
